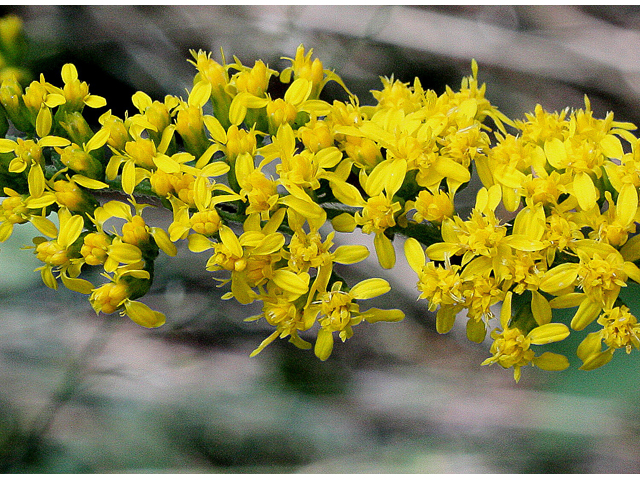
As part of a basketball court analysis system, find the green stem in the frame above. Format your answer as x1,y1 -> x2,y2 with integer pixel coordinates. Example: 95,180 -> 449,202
388,220 -> 443,246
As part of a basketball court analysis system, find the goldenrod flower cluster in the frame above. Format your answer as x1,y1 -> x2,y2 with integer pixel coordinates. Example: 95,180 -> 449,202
2,17 -> 640,381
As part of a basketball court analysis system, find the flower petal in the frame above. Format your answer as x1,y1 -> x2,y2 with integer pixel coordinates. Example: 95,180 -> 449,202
532,352 -> 570,371
403,237 -> 425,274
527,323 -> 569,345
349,278 -> 390,300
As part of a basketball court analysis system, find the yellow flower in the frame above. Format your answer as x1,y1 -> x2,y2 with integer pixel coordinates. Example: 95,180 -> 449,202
280,45 -> 350,100
57,111 -> 96,147
51,177 -> 93,212
89,269 -> 164,328
497,250 -> 547,297
32,208 -> 94,294
0,187 -> 58,242
324,151 -> 407,269
515,104 -> 569,145
309,279 -> 404,361
298,117 -> 334,153
285,209 -> 369,302
596,189 -> 637,247
90,278 -> 130,315
405,237 -> 465,334
342,134 -> 382,170
198,212 -> 288,305
426,185 -> 507,267
98,109 -> 131,151
577,305 -> 640,370
482,292 -> 570,382
106,125 -> 181,195
175,92 -> 210,157
188,49 -> 234,128
246,286 -> 315,357
234,152 -> 279,221
167,180 -> 240,242
482,132 -> 546,211
95,198 -> 177,258
56,128 -> 110,179
23,74 -> 66,122
231,58 -> 276,97
219,123 -> 258,161
44,63 -> 107,112
226,58 -> 276,128
542,241 -> 640,330
264,78 -> 331,134
265,97 -> 298,131
0,134 -> 70,174
461,272 -> 504,342
371,76 -> 423,114
411,189 -> 454,225
129,91 -> 178,144
259,123 -> 341,201
0,76 -> 32,132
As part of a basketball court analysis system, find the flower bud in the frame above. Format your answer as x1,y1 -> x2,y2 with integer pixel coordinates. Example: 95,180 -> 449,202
53,179 -> 98,212
99,110 -> 130,151
59,111 -> 94,146
90,281 -> 129,314
0,77 -> 31,131
58,144 -> 103,179
175,105 -> 208,157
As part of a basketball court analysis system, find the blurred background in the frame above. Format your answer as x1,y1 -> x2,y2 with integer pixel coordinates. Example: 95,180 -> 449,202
2,5 -> 640,474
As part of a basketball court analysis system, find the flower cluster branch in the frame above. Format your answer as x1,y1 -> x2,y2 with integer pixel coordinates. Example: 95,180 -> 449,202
2,15 -> 640,381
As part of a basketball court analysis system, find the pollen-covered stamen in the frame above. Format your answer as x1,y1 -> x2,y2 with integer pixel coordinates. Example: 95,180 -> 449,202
413,189 -> 455,224
287,230 -> 330,273
416,261 -> 464,311
356,194 -> 402,235
319,288 -> 356,332
576,252 -> 628,306
599,306 -> 640,353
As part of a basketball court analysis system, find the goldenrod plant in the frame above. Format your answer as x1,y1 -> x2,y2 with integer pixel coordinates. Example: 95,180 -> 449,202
2,14 -> 640,381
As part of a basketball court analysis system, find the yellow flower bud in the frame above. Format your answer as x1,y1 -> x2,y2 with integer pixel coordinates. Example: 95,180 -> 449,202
299,120 -> 333,153
175,105 -> 208,157
149,169 -> 175,197
81,232 -> 111,265
36,240 -> 69,266
121,215 -> 150,246
99,110 -> 130,151
0,76 -> 31,131
53,179 -> 96,212
59,111 -> 94,146
189,209 -> 221,236
90,281 -> 129,314
124,137 -> 156,169
225,124 -> 257,161
266,98 -> 298,130
58,144 -> 103,179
